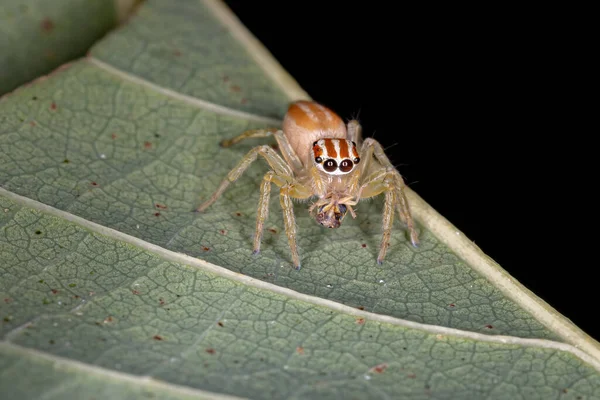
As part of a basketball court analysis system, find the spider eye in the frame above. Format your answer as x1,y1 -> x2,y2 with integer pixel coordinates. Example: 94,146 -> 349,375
315,156 -> 323,163
353,157 -> 360,164
323,159 -> 337,172
339,159 -> 354,172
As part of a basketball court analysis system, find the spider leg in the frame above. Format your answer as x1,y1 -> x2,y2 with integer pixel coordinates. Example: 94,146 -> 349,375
355,170 -> 397,263
195,145 -> 291,212
347,119 -> 363,146
220,128 -> 304,175
253,171 -> 303,256
220,128 -> 279,147
359,138 -> 419,248
379,185 -> 396,264
280,184 -> 312,270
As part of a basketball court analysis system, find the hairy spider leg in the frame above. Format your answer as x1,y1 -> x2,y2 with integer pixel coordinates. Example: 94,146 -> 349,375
195,144 -> 312,269
355,138 -> 420,263
346,119 -> 363,147
254,171 -> 312,269
195,145 -> 291,212
220,128 -> 304,174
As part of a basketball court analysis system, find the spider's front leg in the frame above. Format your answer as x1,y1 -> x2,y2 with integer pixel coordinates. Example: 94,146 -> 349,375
358,138 -> 420,249
357,169 -> 401,264
255,174 -> 311,269
279,183 -> 312,270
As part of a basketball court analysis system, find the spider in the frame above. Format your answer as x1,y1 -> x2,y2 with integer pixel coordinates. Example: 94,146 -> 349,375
195,100 -> 419,270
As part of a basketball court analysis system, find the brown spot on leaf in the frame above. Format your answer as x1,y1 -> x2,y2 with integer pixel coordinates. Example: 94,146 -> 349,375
217,321 -> 224,327
144,141 -> 152,149
356,318 -> 365,325
104,316 -> 113,323
30,121 -> 36,127
3,298 -> 11,304
91,181 -> 98,186
111,133 -> 117,139
407,373 -> 417,378
154,212 -> 161,217
202,246 -> 210,251
230,85 -> 241,92
296,347 -> 304,355
132,290 -> 140,295
205,348 -> 216,354
159,298 -> 165,306
155,203 -> 167,209
73,295 -> 80,299
40,18 -> 54,32
357,306 -> 365,310
484,324 -> 493,329
63,159 -> 69,164
361,243 -> 367,248
371,363 -> 388,373
51,289 -> 59,294
50,102 -> 57,110
235,212 -> 242,217
449,303 -> 455,308
268,228 -> 277,234
219,229 -> 227,235
153,335 -> 164,341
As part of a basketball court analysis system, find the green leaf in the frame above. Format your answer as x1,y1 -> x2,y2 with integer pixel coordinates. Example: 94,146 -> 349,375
0,0 -> 139,96
1,0 -> 599,398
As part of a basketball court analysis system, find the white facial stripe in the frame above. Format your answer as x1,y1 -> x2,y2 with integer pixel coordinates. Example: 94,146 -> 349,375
314,139 -> 358,176
333,140 -> 340,160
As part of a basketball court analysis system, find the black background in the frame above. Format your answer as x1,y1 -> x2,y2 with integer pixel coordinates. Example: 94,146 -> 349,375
223,2 -> 593,340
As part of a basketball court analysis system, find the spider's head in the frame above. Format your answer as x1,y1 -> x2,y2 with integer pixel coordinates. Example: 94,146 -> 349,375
315,203 -> 348,229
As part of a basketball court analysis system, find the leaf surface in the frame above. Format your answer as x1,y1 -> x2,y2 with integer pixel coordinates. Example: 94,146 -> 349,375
0,0 -> 599,398
1,195 -> 599,399
0,0 -> 135,95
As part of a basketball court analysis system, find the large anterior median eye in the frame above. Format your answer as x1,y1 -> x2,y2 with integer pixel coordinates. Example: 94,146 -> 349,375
339,159 -> 353,172
323,159 -> 337,172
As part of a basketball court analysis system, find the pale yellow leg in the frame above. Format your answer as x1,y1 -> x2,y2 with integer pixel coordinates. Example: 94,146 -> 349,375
195,145 -> 291,212
358,138 -> 419,249
220,128 -> 304,174
347,119 -> 363,146
357,170 -> 397,264
253,171 -> 291,255
220,128 -> 279,147
280,185 -> 301,269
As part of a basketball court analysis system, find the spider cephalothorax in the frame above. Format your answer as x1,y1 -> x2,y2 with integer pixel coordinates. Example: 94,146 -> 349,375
195,100 -> 419,270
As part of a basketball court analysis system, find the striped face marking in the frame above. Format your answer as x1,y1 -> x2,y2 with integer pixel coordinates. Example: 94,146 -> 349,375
312,139 -> 360,175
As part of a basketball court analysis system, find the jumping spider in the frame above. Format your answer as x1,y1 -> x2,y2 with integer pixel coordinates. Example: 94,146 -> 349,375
195,100 -> 419,269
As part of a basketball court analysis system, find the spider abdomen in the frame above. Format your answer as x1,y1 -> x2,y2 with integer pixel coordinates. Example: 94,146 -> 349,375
282,100 -> 347,165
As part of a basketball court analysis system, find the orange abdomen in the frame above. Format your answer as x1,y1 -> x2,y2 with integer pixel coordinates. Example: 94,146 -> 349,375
282,101 -> 347,165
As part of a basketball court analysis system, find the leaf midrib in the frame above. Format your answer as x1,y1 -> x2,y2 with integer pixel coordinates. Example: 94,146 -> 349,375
2,186 -> 599,374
